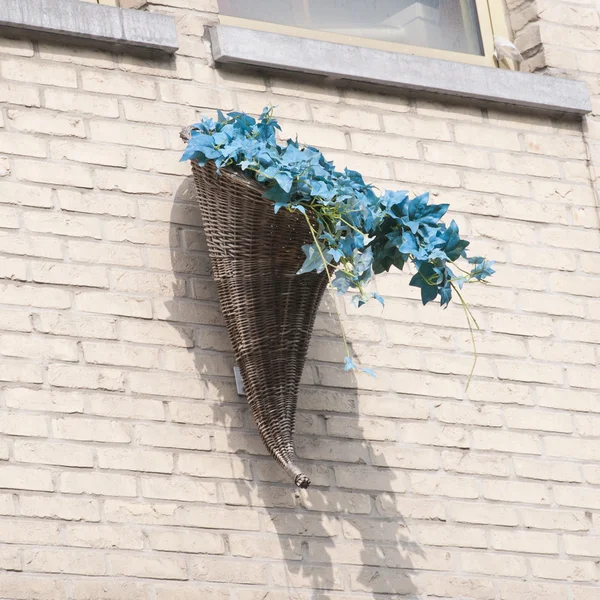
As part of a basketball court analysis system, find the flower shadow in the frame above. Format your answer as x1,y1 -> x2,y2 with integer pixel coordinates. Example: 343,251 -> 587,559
162,176 -> 424,598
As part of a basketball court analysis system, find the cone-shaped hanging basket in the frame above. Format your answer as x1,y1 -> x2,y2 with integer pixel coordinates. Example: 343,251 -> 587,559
189,160 -> 328,488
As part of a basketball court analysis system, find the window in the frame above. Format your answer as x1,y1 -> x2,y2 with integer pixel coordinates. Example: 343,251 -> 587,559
218,0 -> 509,67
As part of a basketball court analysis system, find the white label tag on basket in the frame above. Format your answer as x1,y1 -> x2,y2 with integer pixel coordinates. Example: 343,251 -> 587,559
233,366 -> 246,396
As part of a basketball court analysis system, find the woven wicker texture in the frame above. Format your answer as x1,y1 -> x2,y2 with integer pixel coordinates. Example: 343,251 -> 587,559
189,161 -> 328,488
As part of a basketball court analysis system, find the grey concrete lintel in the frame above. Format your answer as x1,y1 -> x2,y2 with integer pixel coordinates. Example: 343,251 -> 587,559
0,0 -> 178,54
211,25 -> 592,116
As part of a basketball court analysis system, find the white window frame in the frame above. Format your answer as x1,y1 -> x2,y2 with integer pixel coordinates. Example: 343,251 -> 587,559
219,0 -> 510,68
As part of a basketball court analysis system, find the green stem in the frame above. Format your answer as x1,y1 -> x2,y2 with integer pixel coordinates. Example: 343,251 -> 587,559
302,212 -> 352,360
451,282 -> 479,390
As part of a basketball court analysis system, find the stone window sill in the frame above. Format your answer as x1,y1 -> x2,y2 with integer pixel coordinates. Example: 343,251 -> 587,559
211,25 -> 591,117
0,0 -> 178,54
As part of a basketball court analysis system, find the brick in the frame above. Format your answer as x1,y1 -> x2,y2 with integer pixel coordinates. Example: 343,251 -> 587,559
491,530 -> 559,554
20,495 -> 99,521
76,292 -> 152,319
436,403 -> 502,427
14,440 -> 93,467
511,244 -> 576,271
472,430 -> 541,454
229,535 -> 300,560
0,519 -> 59,545
54,416 -> 129,442
531,557 -> 597,582
464,171 -> 530,197
349,567 -> 412,594
383,113 -> 450,140
0,362 -> 43,384
546,436 -> 600,461
98,448 -> 172,473
451,502 -> 518,526
159,80 -> 233,109
22,547 -> 105,575
14,160 -> 92,188
130,372 -> 204,399
0,231 -> 63,260
0,81 -> 40,106
0,466 -> 53,491
415,524 -> 487,548
0,334 -> 77,362
1,58 -> 76,87
521,294 -> 586,318
135,424 -> 211,450
311,104 -> 379,130
35,313 -> 117,339
141,476 -> 217,503
49,365 -> 124,391
59,190 -> 136,217
95,169 -> 173,195
400,423 -> 468,448
350,132 -> 419,159
64,524 -> 144,550
105,221 -> 176,245
442,450 -> 510,476
522,509 -> 590,532
279,120 -> 346,151
358,394 -> 429,419
0,411 -> 47,437
327,415 -> 395,441
565,535 -> 600,557
0,257 -> 27,281
179,454 -> 251,480
302,489 -> 370,514
538,388 -> 600,413
71,580 -> 146,600
0,132 -> 46,158
89,120 -> 165,149
0,575 -> 64,600
489,313 -> 553,337
155,588 -> 228,600
60,471 -> 136,496
554,485 -> 600,510
69,241 -> 143,267
8,108 -> 85,137
370,444 -> 440,470
394,160 -> 460,188
0,206 -> 20,229
424,143 -> 490,168
123,98 -> 196,126
410,473 -> 478,498
455,123 -> 521,150
149,529 -> 224,554
334,466 -> 407,492
81,70 -> 156,98
169,400 -> 243,427
86,392 -> 164,421
44,89 -> 119,117
514,458 -> 581,482
51,141 -> 127,168
484,480 -> 550,504
191,558 -> 267,585
505,407 -> 572,432
550,273 -> 600,297
110,553 -> 187,580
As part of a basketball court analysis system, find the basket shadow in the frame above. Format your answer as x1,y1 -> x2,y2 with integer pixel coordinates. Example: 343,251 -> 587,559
163,177 -> 423,597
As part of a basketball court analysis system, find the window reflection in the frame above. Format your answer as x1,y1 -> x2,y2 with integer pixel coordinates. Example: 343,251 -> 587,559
219,0 -> 484,56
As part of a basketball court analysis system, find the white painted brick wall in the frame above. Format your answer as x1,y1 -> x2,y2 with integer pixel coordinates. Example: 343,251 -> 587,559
0,0 -> 599,598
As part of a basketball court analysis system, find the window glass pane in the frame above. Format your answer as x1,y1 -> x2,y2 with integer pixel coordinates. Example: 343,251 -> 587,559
219,0 -> 484,56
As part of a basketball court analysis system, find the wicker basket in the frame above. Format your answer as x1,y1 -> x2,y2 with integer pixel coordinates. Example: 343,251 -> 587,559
188,160 -> 328,488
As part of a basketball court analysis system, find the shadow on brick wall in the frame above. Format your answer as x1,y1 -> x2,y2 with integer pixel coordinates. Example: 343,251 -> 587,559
165,177 -> 422,598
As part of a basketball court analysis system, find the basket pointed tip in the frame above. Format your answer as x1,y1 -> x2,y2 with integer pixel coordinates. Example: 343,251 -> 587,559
295,474 -> 311,489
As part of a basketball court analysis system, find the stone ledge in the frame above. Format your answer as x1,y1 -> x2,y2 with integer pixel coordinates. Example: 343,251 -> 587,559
211,25 -> 591,116
0,0 -> 178,54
